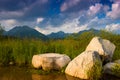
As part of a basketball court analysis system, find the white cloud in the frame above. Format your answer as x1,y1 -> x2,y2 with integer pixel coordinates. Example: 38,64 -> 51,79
88,3 -> 102,16
35,13 -> 115,35
107,3 -> 120,19
87,3 -> 110,17
35,26 -> 48,34
36,17 -> 44,24
105,23 -> 120,31
35,25 -> 61,35
0,19 -> 19,30
35,17 -> 88,34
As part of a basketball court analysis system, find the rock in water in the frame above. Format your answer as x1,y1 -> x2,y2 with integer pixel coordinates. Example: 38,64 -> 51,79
103,62 -> 120,77
65,51 -> 102,79
32,53 -> 71,70
86,37 -> 116,62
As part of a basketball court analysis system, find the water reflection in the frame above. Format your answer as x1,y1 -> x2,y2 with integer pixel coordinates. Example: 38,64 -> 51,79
32,74 -> 67,80
0,67 -> 32,80
0,67 -> 120,80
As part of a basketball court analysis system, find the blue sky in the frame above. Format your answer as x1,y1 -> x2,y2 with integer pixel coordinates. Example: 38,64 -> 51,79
0,0 -> 120,34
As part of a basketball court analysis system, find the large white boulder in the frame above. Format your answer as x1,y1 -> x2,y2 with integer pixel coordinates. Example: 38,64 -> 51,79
32,53 -> 71,70
103,62 -> 120,77
86,37 -> 116,62
65,51 -> 102,79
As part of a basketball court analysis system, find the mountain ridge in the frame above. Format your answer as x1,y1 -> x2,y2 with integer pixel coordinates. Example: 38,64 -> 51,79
47,31 -> 70,39
3,26 -> 48,40
3,26 -> 100,40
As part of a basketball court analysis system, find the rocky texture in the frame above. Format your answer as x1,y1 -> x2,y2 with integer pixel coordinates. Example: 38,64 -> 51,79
32,53 -> 71,70
65,51 -> 102,79
103,62 -> 120,77
86,37 -> 116,62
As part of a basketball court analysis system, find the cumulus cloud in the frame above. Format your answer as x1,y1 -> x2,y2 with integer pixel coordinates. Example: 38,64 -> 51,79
88,4 -> 102,16
105,23 -> 120,32
87,3 -> 109,16
36,17 -> 44,24
107,3 -> 120,19
60,0 -> 100,12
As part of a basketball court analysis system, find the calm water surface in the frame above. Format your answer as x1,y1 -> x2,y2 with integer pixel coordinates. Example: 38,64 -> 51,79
0,67 -> 119,80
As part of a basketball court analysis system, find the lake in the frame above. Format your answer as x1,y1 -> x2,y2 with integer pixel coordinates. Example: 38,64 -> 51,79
0,67 -> 119,80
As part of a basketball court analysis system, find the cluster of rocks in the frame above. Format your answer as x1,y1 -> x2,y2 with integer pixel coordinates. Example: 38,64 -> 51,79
32,36 -> 120,79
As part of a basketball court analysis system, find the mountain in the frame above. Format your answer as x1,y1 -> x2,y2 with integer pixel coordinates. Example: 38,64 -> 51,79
67,28 -> 100,39
47,31 -> 70,39
78,28 -> 100,34
4,26 -> 48,40
3,26 -> 100,40
47,29 -> 100,39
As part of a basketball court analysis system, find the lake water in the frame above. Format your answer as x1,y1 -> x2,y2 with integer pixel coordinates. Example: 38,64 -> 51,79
0,67 -> 120,80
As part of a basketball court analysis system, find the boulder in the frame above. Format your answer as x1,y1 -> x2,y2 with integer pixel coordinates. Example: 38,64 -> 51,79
65,51 -> 102,79
32,53 -> 71,70
86,37 -> 116,62
103,62 -> 120,77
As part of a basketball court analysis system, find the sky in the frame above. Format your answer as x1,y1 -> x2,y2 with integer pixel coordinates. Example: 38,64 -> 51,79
0,0 -> 120,34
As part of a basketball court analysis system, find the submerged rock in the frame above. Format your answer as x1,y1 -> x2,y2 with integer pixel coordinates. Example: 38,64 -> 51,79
32,53 -> 71,70
86,37 -> 116,62
65,51 -> 102,79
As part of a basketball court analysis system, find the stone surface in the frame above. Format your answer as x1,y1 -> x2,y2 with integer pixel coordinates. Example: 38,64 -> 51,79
103,62 -> 120,77
65,51 -> 102,79
32,53 -> 71,70
86,37 -> 116,62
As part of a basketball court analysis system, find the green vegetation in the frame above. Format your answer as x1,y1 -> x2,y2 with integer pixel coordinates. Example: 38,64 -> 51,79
0,30 -> 120,67
111,63 -> 120,77
87,60 -> 102,80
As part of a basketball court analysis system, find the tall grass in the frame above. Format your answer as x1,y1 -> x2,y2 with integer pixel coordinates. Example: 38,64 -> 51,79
0,30 -> 120,66
0,39 -> 84,66
87,60 -> 102,80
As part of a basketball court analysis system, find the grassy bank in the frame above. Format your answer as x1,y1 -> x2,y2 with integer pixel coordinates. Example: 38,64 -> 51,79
0,30 -> 120,67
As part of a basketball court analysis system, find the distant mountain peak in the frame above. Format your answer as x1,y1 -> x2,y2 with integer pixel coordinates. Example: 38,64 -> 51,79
78,28 -> 99,34
47,31 -> 69,39
4,26 -> 48,40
